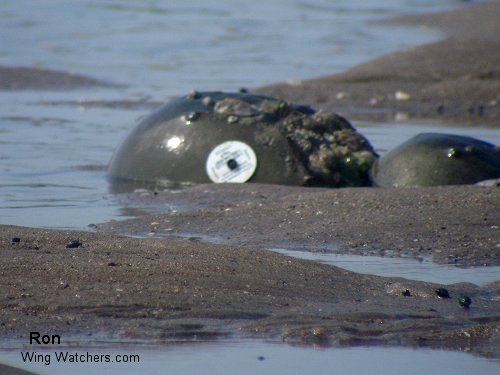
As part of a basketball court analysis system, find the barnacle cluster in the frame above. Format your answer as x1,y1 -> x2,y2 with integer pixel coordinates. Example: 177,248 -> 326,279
205,93 -> 378,187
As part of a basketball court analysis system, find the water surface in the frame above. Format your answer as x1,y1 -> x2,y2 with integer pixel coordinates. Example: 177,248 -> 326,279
0,0 -> 482,229
1,341 -> 499,375
271,248 -> 500,286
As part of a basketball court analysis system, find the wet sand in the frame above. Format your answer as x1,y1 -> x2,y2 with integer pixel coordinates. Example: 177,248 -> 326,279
103,184 -> 499,267
1,184 -> 499,358
0,1 -> 499,363
1,220 -> 499,358
0,66 -> 114,90
254,2 -> 500,123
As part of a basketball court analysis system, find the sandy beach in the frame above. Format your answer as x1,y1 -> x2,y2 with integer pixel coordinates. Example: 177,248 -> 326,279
1,218 -> 499,354
0,3 -> 499,372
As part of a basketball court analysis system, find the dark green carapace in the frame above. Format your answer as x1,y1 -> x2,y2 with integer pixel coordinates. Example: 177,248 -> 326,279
372,133 -> 500,187
108,91 -> 377,190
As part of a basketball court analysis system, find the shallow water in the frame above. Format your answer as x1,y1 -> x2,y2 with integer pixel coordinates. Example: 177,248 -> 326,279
356,120 -> 500,154
0,0 -> 458,93
271,248 -> 500,286
1,341 -> 499,375
0,0 -> 487,229
132,230 -> 500,286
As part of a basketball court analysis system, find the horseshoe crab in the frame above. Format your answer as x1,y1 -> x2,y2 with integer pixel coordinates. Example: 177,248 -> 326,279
108,91 -> 377,190
372,133 -> 500,187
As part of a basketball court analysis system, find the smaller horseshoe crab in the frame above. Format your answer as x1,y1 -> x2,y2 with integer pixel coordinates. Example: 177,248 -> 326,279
372,133 -> 500,187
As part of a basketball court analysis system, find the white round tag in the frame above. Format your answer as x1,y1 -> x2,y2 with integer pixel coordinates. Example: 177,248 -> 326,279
206,141 -> 258,183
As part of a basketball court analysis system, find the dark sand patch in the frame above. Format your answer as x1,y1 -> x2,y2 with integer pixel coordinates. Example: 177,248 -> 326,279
0,66 -> 116,90
0,224 -> 498,357
254,2 -> 500,123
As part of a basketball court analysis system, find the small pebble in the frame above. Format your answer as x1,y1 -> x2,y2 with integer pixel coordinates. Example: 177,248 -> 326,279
66,239 -> 83,249
394,112 -> 410,121
395,90 -> 411,101
435,288 -> 450,299
11,237 -> 21,245
458,296 -> 472,309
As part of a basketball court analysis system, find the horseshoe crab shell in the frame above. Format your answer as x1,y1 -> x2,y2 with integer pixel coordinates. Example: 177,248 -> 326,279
372,133 -> 500,187
108,91 -> 377,190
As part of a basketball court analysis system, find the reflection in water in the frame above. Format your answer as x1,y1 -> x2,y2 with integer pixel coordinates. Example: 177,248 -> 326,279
0,341 -> 498,375
270,248 -> 500,286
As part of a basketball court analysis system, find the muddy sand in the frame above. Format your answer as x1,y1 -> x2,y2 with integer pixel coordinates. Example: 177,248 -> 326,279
1,183 -> 499,358
0,66 -> 115,90
0,1 -> 499,367
255,2 -> 500,123
104,184 -> 500,267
